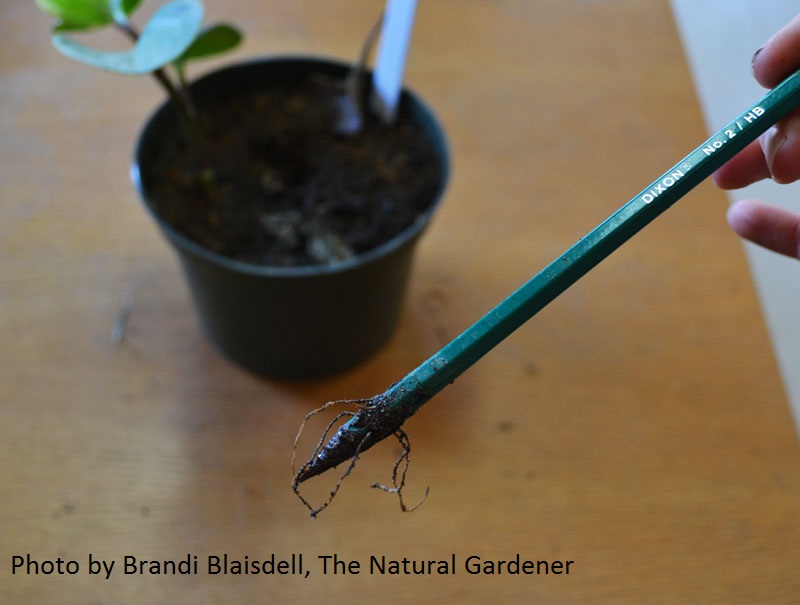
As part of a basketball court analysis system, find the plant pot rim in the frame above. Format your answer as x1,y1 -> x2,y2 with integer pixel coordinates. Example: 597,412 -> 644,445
131,54 -> 450,279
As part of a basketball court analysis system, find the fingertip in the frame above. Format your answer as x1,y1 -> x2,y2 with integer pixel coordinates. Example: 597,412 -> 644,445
712,164 -> 740,190
712,141 -> 771,190
751,14 -> 800,88
725,200 -> 759,239
726,199 -> 800,259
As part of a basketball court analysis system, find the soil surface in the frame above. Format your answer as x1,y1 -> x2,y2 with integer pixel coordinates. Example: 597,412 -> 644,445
147,76 -> 445,267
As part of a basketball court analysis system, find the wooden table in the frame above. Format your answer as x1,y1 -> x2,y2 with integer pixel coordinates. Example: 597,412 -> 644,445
3,1 -> 799,602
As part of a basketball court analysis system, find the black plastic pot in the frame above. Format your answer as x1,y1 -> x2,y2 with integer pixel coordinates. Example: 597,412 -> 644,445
131,57 -> 449,379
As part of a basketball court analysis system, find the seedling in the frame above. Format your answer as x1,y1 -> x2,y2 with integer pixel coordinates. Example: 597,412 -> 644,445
36,0 -> 242,115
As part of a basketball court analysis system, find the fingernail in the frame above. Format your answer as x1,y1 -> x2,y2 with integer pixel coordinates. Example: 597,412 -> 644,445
752,46 -> 764,69
761,125 -> 787,178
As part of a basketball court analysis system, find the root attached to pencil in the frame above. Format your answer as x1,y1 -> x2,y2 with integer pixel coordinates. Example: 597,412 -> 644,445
370,428 -> 429,513
291,398 -> 427,517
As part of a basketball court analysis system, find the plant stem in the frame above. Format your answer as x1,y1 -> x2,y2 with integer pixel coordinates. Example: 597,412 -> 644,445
113,20 -> 194,117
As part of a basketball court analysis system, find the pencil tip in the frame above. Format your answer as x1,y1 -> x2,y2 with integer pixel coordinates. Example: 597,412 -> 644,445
293,386 -> 417,486
294,424 -> 363,484
293,462 -> 320,484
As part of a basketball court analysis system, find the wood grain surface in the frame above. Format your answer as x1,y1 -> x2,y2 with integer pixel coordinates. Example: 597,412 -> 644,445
2,1 -> 799,603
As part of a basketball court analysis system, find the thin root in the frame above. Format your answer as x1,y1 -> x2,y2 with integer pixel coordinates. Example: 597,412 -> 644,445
370,429 -> 429,513
291,398 -> 371,518
291,398 -> 428,517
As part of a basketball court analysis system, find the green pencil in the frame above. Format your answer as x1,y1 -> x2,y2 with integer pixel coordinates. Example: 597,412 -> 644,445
293,68 -> 800,504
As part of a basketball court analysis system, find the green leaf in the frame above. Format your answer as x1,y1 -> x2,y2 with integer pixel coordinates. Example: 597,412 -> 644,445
176,23 -> 242,67
36,0 -> 112,30
52,0 -> 205,75
121,0 -> 141,12
37,0 -> 143,32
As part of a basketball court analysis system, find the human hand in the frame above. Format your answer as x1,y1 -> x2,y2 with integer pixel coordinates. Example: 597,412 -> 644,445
713,14 -> 800,260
